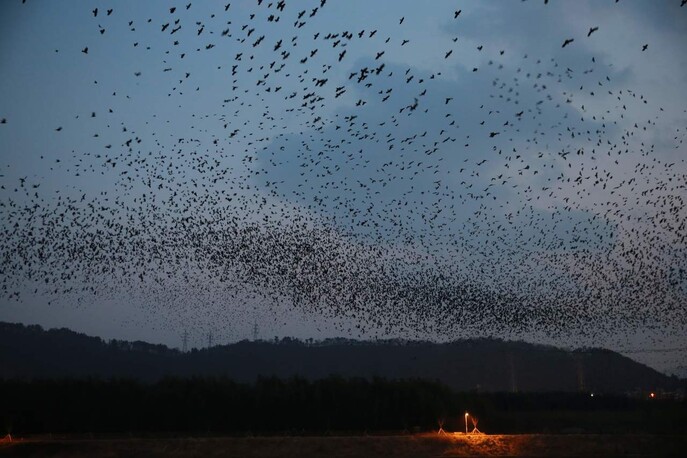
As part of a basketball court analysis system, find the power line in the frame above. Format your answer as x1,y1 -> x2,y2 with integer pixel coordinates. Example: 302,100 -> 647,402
619,347 -> 687,354
568,346 -> 687,355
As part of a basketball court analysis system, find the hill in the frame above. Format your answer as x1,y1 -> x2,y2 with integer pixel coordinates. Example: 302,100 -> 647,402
0,321 -> 682,393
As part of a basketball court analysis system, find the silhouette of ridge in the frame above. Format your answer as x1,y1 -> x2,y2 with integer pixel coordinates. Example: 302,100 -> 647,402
1,321 -> 682,393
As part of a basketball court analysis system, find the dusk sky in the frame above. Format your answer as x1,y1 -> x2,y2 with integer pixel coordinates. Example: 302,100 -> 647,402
1,0 -> 686,374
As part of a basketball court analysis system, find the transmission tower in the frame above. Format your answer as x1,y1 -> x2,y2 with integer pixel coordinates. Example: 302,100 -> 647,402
182,329 -> 188,353
208,330 -> 213,348
252,320 -> 259,341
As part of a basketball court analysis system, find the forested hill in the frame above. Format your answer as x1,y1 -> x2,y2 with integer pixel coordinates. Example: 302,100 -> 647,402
0,321 -> 682,393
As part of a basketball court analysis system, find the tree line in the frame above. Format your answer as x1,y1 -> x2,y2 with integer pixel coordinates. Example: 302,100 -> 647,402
2,376 -> 685,436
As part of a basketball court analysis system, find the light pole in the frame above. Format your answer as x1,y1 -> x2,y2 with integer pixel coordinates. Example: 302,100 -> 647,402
465,412 -> 469,434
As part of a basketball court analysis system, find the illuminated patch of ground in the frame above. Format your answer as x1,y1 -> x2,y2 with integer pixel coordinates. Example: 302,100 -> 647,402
0,434 -> 684,457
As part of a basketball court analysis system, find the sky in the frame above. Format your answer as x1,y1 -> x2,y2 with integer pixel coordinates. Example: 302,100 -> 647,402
1,0 -> 686,374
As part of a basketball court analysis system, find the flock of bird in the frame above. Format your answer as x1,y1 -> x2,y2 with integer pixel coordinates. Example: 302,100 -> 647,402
1,0 -> 686,344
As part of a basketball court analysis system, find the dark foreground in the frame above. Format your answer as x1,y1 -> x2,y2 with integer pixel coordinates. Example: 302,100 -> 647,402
1,434 -> 685,458
4,378 -> 687,435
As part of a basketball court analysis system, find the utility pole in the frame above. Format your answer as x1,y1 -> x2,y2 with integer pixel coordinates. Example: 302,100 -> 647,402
509,353 -> 518,393
182,329 -> 188,353
577,356 -> 586,392
208,330 -> 213,348
573,352 -> 586,392
252,320 -> 259,341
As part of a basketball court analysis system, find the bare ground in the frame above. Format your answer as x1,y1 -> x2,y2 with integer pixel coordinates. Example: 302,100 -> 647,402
0,434 -> 685,457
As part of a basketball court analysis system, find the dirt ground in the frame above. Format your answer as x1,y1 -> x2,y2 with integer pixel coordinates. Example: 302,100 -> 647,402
0,433 -> 684,457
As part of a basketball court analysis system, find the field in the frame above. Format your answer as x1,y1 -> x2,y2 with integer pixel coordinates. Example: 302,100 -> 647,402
1,434 -> 685,457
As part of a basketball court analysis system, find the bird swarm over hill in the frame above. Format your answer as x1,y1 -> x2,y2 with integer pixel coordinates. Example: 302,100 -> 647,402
1,0 -> 686,341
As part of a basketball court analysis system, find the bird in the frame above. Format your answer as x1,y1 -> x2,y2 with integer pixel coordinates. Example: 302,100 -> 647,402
562,38 -> 574,48
587,27 -> 599,37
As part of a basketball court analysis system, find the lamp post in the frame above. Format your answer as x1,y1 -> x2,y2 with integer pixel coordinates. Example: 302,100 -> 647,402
465,412 -> 469,435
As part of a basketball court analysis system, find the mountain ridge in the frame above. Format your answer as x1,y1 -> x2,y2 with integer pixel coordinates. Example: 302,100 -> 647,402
1,321 -> 683,393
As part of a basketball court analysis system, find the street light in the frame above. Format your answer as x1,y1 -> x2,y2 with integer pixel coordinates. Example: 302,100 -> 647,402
465,412 -> 469,434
